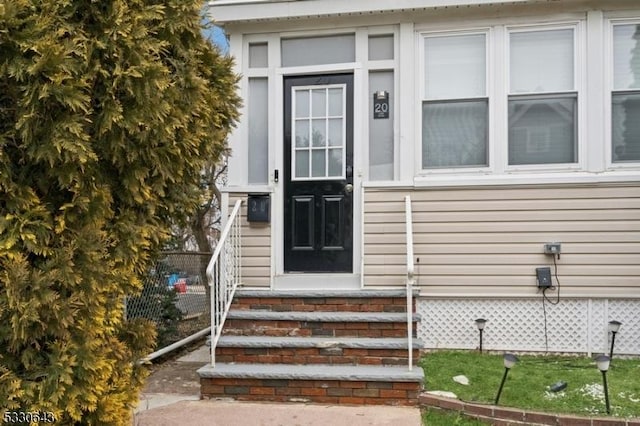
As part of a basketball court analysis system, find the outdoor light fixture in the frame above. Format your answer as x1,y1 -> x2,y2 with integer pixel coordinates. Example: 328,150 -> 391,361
608,320 -> 622,360
475,318 -> 487,353
595,355 -> 611,414
494,353 -> 518,405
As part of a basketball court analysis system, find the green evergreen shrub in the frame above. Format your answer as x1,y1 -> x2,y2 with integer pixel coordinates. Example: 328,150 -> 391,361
0,0 -> 240,423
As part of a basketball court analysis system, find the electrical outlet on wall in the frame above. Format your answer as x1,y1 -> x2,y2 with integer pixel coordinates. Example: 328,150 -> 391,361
536,267 -> 552,289
544,243 -> 561,256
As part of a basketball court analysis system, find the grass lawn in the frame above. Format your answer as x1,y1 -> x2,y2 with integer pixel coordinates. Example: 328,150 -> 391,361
421,351 -> 640,419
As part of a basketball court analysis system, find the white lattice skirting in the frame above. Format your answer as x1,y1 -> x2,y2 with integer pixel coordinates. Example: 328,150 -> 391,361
417,298 -> 640,356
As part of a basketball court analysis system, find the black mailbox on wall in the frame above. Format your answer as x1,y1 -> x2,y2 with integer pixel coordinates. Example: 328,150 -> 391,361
247,194 -> 270,222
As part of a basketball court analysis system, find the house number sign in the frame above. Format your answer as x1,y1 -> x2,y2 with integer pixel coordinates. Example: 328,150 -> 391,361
373,91 -> 389,119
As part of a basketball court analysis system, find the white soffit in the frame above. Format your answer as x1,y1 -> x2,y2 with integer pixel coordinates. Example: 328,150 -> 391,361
206,0 -> 546,23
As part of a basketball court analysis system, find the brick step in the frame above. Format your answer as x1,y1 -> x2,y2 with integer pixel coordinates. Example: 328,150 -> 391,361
222,311 -> 420,338
198,363 -> 424,406
201,290 -> 422,406
215,336 -> 422,366
232,290 -> 417,313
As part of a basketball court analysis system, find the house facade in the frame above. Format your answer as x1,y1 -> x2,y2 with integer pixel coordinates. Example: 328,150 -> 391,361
207,0 -> 640,355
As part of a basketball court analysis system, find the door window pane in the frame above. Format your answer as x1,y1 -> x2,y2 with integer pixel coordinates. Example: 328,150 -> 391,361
612,92 -> 640,162
328,119 -> 343,147
311,119 -> 326,147
328,88 -> 343,115
311,150 -> 326,177
295,120 -> 309,147
295,150 -> 309,178
328,148 -> 343,176
422,100 -> 488,168
292,85 -> 346,179
508,96 -> 577,165
312,89 -> 326,117
295,90 -> 309,117
510,29 -> 574,93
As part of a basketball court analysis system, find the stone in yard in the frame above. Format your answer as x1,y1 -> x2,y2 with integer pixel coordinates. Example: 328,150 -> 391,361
453,375 -> 470,385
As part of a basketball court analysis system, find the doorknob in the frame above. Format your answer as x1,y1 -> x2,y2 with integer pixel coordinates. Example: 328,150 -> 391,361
344,183 -> 354,193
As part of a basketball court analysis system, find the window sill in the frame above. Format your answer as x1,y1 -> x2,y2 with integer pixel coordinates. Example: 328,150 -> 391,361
222,185 -> 274,193
418,162 -> 584,176
412,170 -> 640,188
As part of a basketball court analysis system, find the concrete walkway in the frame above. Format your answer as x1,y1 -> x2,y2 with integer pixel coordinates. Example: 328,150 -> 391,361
134,399 -> 422,425
134,344 -> 422,426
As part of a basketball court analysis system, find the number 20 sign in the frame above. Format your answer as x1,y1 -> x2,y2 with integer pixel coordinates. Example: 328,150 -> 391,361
373,91 -> 389,119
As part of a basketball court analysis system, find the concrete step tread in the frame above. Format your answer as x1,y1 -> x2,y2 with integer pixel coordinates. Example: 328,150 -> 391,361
226,310 -> 420,322
197,363 -> 424,382
235,289 -> 420,299
218,336 -> 424,350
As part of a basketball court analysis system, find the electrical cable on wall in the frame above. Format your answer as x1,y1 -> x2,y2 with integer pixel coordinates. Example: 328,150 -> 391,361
541,254 -> 561,353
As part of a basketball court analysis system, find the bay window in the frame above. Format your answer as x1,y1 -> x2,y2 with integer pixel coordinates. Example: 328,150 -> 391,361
612,23 -> 640,163
508,28 -> 578,166
422,33 -> 488,169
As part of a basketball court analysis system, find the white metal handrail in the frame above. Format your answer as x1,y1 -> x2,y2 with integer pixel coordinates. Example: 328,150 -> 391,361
405,195 -> 415,372
207,199 -> 243,367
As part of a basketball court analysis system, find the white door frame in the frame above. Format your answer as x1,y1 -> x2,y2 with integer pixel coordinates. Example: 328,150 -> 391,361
271,63 -> 364,290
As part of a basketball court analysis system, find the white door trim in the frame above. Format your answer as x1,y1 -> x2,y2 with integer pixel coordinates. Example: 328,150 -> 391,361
272,68 -> 363,290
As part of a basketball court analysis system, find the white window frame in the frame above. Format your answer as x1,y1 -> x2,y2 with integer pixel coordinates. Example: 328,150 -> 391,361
365,25 -> 399,182
415,21 -> 586,179
272,26 -> 366,283
606,18 -> 640,170
417,28 -> 492,175
505,22 -> 585,173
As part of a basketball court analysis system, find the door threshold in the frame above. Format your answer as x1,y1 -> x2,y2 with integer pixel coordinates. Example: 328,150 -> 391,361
274,274 -> 360,290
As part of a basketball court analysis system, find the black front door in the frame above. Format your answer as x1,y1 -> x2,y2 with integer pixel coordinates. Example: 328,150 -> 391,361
284,74 -> 354,273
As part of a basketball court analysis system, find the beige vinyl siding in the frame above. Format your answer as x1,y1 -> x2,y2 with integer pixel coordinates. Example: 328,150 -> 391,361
229,194 -> 271,287
363,184 -> 640,298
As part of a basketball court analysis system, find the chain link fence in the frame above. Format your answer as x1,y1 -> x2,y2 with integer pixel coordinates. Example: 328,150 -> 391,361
125,252 -> 211,351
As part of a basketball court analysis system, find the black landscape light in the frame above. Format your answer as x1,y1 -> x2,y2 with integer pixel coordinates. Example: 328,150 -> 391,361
595,355 -> 611,415
494,353 -> 518,405
608,321 -> 622,360
475,318 -> 487,353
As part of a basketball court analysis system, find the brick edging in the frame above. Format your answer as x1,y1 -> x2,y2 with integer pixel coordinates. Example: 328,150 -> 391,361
420,393 -> 640,426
